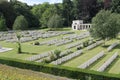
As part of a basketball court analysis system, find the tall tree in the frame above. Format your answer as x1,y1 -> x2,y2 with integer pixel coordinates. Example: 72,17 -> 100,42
72,0 -> 83,20
63,0 -> 73,26
90,10 -> 120,44
0,14 -> 7,31
111,0 -> 120,13
13,15 -> 28,30
31,2 -> 50,27
0,0 -> 16,29
47,14 -> 63,29
11,0 -> 39,28
73,0 -> 103,22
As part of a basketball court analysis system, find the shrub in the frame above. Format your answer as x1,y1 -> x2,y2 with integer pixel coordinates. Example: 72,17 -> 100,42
42,58 -> 51,63
47,14 -> 63,29
34,41 -> 40,45
54,50 -> 61,58
50,53 -> 56,61
83,41 -> 89,47
77,46 -> 83,50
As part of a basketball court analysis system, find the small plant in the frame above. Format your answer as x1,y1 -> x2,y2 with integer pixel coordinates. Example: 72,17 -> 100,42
77,46 -> 83,50
83,41 -> 89,47
50,53 -> 56,61
42,58 -> 51,63
54,50 -> 61,58
16,32 -> 22,53
34,41 -> 40,45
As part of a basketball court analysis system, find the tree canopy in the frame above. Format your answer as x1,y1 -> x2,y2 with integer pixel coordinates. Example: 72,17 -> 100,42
47,14 -> 63,29
90,10 -> 120,41
0,14 -> 7,31
13,15 -> 28,30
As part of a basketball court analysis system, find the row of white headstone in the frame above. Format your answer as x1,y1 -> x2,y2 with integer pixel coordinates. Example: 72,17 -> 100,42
78,51 -> 105,69
50,50 -> 83,65
97,52 -> 118,72
87,40 -> 104,50
55,39 -> 73,46
25,51 -> 53,61
62,32 -> 89,40
66,42 -> 82,49
59,50 -> 72,57
0,30 -> 73,42
35,50 -> 71,63
107,42 -> 119,52
76,34 -> 89,40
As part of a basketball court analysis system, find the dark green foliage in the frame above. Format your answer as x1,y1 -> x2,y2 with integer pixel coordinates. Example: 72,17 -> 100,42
13,15 -> 28,30
54,50 -> 61,58
47,14 -> 63,29
50,53 -> 56,61
0,57 -> 120,79
111,0 -> 120,13
11,0 -> 39,28
0,0 -> 16,29
0,15 -> 7,31
17,42 -> 22,53
90,10 -> 120,41
16,32 -> 22,53
77,46 -> 82,50
62,0 -> 73,26
83,41 -> 89,47
34,41 -> 40,45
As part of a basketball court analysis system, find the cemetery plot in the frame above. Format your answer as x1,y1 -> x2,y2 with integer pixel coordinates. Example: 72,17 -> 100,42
97,52 -> 118,72
78,51 -> 104,69
86,40 -> 104,50
107,42 -> 119,52
0,29 -> 120,74
66,42 -> 81,49
25,51 -> 53,61
50,50 -> 83,65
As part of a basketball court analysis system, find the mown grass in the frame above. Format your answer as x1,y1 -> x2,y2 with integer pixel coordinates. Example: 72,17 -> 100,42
0,64 -> 69,80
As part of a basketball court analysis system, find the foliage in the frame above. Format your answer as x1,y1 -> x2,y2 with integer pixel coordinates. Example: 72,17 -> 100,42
13,15 -> 28,30
11,0 -> 39,28
90,10 -> 120,42
34,41 -> 40,45
47,14 -> 63,29
62,0 -> 73,26
0,15 -> 7,31
111,0 -> 120,13
50,53 -> 56,61
54,50 -> 61,58
16,32 -> 22,53
0,0 -> 110,29
83,41 -> 89,47
0,0 -> 16,29
31,2 -> 50,27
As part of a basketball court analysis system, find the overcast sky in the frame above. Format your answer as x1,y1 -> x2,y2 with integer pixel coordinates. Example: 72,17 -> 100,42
17,0 -> 62,5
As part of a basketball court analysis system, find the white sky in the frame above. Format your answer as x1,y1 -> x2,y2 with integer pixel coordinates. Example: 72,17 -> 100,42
17,0 -> 62,5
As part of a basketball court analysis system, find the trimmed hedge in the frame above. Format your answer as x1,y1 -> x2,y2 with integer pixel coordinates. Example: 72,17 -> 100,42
0,57 -> 120,80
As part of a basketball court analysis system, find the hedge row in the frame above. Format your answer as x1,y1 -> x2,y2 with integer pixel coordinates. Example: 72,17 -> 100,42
0,57 -> 119,80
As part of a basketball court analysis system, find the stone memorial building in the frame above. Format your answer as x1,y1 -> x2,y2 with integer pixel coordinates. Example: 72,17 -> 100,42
72,20 -> 91,30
